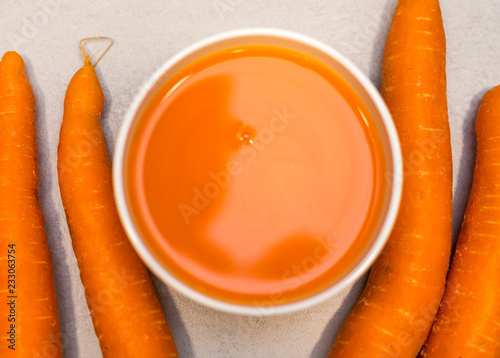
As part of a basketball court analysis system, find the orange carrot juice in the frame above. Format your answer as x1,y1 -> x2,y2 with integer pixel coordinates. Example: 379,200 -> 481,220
126,45 -> 386,305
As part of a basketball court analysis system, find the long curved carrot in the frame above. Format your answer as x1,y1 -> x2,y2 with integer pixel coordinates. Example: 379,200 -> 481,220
328,0 -> 452,356
420,86 -> 500,357
0,52 -> 62,356
57,39 -> 178,357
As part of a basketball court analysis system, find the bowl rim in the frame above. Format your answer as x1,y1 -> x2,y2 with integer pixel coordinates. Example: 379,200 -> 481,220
113,27 -> 403,316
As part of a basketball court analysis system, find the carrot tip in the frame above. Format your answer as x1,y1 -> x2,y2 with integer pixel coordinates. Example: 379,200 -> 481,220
0,51 -> 25,72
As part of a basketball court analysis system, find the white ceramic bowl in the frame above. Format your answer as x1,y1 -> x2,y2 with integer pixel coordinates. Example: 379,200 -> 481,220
113,28 -> 403,316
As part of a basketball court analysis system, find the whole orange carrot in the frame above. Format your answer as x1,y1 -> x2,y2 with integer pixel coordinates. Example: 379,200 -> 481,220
57,39 -> 177,357
420,86 -> 500,357
329,0 -> 452,357
0,52 -> 62,356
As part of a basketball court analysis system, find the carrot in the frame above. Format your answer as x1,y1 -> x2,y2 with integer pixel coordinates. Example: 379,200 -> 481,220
419,86 -> 500,357
328,0 -> 452,356
57,38 -> 178,357
0,52 -> 62,356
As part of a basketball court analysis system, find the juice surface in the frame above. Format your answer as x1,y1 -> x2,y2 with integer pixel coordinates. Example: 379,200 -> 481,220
126,45 -> 386,305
